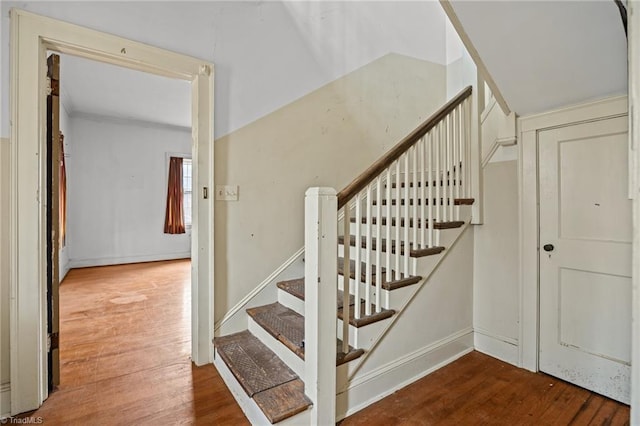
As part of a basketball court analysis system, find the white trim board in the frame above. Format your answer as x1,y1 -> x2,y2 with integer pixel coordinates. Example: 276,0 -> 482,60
9,9 -> 214,415
518,95 -> 628,372
336,328 -> 474,420
68,252 -> 191,269
1,383 -> 10,419
214,247 -> 304,335
474,327 -> 519,367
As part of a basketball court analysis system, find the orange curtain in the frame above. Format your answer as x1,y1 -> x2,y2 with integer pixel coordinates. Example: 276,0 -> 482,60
164,157 -> 185,234
59,132 -> 67,248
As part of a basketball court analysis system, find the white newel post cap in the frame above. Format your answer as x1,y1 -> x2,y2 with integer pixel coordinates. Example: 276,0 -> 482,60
305,187 -> 337,197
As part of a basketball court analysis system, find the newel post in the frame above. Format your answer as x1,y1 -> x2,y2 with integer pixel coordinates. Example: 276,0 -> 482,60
304,187 -> 338,425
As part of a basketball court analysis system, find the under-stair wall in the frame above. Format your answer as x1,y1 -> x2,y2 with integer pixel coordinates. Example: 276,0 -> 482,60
336,226 -> 474,419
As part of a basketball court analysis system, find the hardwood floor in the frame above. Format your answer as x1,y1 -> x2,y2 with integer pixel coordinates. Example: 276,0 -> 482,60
18,260 -> 629,425
340,351 -> 630,426
21,260 -> 249,425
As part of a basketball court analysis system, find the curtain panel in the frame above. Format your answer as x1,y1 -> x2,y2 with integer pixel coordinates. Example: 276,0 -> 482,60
164,156 -> 186,234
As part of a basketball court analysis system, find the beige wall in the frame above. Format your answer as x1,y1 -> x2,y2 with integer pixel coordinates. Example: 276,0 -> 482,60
214,53 -> 446,321
473,160 -> 519,363
1,137 -> 9,386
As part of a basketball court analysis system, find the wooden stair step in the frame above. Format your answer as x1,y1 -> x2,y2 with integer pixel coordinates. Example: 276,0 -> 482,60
372,197 -> 475,206
214,330 -> 312,423
277,278 -> 355,309
253,379 -> 312,424
338,302 -> 395,328
247,302 -> 364,365
278,278 -> 396,328
349,216 -> 465,229
214,330 -> 298,397
339,235 -> 445,258
338,257 -> 422,290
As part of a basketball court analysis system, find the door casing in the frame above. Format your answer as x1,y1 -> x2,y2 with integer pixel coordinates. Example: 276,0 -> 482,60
9,9 -> 215,414
518,95 -> 629,372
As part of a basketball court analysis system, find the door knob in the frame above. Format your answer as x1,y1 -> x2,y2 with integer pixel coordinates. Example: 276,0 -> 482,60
543,244 -> 554,252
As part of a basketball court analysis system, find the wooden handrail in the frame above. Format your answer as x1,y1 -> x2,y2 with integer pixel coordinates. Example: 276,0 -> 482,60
337,85 -> 472,209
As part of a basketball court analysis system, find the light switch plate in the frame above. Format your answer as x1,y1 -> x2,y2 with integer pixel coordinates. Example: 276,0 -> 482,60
216,185 -> 239,201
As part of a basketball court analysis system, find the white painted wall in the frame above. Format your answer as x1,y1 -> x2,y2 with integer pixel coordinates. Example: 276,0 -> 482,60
0,138 -> 9,390
65,115 -> 191,267
214,53 -> 446,321
1,1 -> 449,139
473,160 -> 519,364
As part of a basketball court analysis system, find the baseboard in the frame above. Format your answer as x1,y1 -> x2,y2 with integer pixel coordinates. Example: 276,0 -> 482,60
68,252 -> 191,268
474,328 -> 519,366
60,260 -> 70,281
337,328 -> 474,420
1,382 -> 10,419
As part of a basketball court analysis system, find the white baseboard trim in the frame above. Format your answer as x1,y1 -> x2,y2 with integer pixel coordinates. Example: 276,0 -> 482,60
68,252 -> 191,268
474,328 -> 519,366
337,328 -> 474,420
1,382 -> 10,419
214,247 -> 304,332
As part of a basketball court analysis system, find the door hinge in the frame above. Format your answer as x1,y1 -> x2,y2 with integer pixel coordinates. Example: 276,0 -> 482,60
46,76 -> 52,96
203,187 -> 208,199
48,332 -> 59,351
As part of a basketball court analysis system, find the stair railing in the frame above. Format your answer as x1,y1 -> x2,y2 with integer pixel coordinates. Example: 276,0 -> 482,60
303,86 -> 472,424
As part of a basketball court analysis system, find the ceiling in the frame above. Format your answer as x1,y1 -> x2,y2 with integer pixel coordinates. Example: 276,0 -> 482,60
450,0 -> 628,115
59,53 -> 191,129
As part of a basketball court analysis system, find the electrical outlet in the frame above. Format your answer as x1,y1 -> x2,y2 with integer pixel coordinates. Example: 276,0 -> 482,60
216,185 -> 239,201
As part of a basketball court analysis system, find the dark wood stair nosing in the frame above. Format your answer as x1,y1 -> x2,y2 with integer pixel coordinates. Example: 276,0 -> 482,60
349,216 -> 465,230
338,235 -> 446,258
337,303 -> 395,328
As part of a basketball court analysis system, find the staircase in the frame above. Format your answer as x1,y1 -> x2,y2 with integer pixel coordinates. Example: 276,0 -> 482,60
213,86 -> 474,424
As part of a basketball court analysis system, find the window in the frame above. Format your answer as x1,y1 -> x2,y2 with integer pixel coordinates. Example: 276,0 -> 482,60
183,158 -> 192,227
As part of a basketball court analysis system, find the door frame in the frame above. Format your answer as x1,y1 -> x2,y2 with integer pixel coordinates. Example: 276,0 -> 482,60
518,95 -> 629,372
9,9 -> 215,414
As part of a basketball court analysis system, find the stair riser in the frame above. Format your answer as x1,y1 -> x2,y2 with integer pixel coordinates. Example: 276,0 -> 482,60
247,316 -> 306,378
338,277 -> 389,308
337,315 -> 389,350
213,353 -> 311,426
278,288 -> 305,316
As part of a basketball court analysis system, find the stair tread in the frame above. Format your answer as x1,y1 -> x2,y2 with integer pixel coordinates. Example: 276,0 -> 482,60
214,330 -> 298,397
337,302 -> 395,328
247,302 -> 364,365
372,197 -> 475,206
349,216 -> 465,229
339,235 -> 446,258
253,379 -> 312,424
277,278 -> 355,309
337,257 -> 422,289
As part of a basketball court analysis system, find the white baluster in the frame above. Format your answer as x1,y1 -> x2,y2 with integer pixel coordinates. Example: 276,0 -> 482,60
395,161 -> 401,281
375,176 -> 382,313
435,123 -> 441,247
403,152 -> 410,278
342,205 -> 350,354
428,131 -> 433,248
365,185 -> 372,316
385,168 -> 391,287
420,137 -> 426,250
354,194 -> 361,320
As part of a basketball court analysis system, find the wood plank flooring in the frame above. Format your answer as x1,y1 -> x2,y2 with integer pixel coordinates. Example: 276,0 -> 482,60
17,260 -> 630,425
20,260 -> 249,425
340,351 -> 630,426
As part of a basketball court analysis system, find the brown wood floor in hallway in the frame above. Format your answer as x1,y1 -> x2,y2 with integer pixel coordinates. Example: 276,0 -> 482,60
20,260 -> 629,425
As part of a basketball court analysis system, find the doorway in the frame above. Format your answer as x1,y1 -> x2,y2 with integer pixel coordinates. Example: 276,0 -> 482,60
48,50 -> 195,392
9,9 -> 214,415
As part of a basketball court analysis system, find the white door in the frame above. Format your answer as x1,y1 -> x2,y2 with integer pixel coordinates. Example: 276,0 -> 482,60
539,115 -> 632,404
